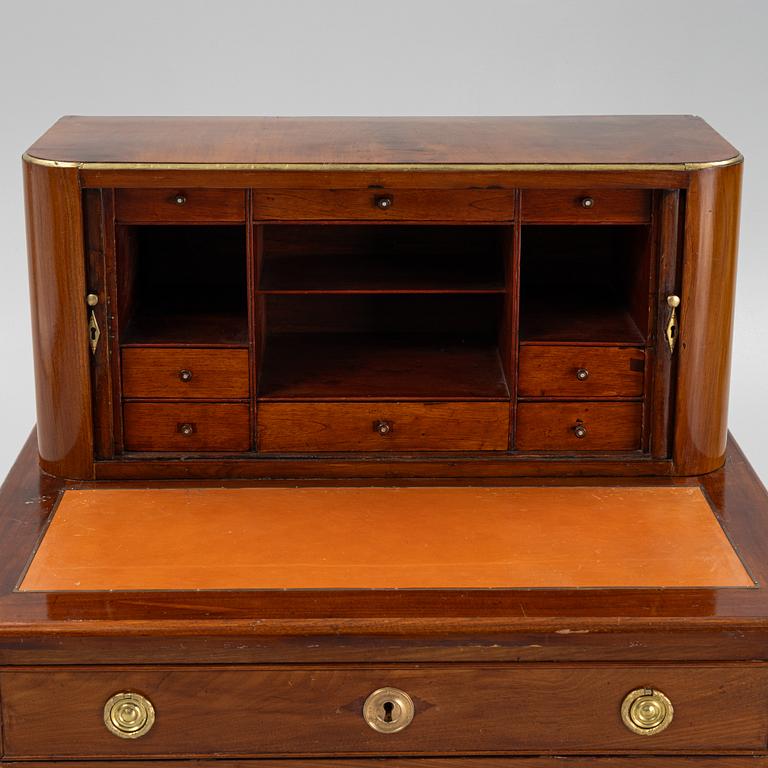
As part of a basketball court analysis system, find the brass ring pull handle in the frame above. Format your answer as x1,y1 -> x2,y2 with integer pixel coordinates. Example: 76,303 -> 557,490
375,195 -> 393,210
179,369 -> 193,383
363,687 -> 415,733
173,193 -> 187,205
575,367 -> 589,381
104,692 -> 155,739
621,688 -> 674,735
580,196 -> 595,208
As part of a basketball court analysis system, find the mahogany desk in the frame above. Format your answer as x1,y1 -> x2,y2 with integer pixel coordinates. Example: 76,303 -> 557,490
2,116 -> 765,766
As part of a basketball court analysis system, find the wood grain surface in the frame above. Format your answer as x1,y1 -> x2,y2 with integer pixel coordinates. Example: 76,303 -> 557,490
26,116 -> 739,165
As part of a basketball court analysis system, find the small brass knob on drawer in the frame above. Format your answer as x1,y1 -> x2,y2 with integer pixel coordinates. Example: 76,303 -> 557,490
580,196 -> 595,208
575,367 -> 590,381
621,688 -> 674,735
375,195 -> 393,210
179,423 -> 195,436
374,419 -> 393,435
173,193 -> 187,205
573,423 -> 587,439
104,692 -> 155,739
363,687 -> 414,734
179,369 -> 193,382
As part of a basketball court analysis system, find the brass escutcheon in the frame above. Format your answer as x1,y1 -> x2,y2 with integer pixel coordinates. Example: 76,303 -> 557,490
621,688 -> 673,735
104,692 -> 156,739
363,687 -> 415,733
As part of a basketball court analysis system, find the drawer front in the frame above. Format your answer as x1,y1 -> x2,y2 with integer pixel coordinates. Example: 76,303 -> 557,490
253,189 -> 515,221
2,665 -> 766,757
258,402 -> 509,452
122,348 -> 250,399
123,402 -> 250,452
115,188 -> 246,222
516,401 -> 642,451
518,346 -> 645,398
521,189 -> 651,223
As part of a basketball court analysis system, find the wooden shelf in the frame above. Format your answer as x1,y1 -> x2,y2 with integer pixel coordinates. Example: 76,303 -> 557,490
520,303 -> 645,345
122,310 -> 249,347
258,333 -> 509,400
259,252 -> 505,294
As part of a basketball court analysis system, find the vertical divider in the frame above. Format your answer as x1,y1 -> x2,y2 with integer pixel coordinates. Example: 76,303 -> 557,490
506,189 -> 522,451
247,190 -> 259,452
103,189 -> 125,455
651,189 -> 682,458
84,189 -> 114,459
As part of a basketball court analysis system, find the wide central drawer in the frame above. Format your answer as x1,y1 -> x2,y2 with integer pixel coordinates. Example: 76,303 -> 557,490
2,665 -> 766,757
252,188 -> 516,221
258,401 -> 510,451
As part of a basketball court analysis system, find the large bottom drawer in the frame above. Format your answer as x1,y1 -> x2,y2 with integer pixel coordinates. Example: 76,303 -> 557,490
258,401 -> 510,452
2,665 -> 766,758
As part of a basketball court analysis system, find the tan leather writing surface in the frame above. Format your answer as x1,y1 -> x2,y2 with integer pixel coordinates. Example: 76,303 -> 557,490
20,486 -> 752,591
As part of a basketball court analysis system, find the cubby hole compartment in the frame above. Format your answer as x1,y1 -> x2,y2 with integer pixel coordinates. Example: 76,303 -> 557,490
117,225 -> 248,346
259,225 -> 508,293
258,294 -> 509,400
519,225 -> 650,345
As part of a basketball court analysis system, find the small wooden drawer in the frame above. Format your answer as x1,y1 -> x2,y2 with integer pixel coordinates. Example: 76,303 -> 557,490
519,345 -> 645,398
115,188 -> 246,222
521,189 -> 651,223
123,402 -> 250,452
122,348 -> 250,400
258,401 -> 509,452
2,665 -> 767,757
252,189 -> 516,221
516,401 -> 642,451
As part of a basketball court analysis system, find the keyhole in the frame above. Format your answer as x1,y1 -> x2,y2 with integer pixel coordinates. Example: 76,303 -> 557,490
382,701 -> 395,723
90,327 -> 98,342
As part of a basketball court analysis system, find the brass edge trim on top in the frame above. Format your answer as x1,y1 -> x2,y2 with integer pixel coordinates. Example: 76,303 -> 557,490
22,151 -> 744,172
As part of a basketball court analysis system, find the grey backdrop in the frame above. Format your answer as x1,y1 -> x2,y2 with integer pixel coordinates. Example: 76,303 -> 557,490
0,0 -> 765,481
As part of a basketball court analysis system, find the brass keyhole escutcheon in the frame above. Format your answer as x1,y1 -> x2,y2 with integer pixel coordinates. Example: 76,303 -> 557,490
363,687 -> 414,733
104,692 -> 155,739
621,688 -> 673,735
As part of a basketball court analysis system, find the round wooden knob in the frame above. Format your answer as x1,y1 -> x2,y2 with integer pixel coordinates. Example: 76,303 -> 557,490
179,423 -> 194,436
575,368 -> 589,381
363,687 -> 414,733
179,369 -> 193,383
573,424 -> 588,439
374,420 -> 392,435
104,692 -> 155,739
621,688 -> 673,735
580,196 -> 594,208
375,196 -> 393,210
173,193 -> 187,205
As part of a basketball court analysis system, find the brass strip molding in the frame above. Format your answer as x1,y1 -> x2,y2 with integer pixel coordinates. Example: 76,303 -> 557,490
22,152 -> 744,172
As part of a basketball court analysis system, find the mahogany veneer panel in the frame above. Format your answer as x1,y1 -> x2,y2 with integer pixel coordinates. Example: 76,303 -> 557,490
20,486 -> 752,591
115,188 -> 245,222
521,188 -> 651,223
123,402 -> 250,452
122,348 -> 250,399
519,346 -> 645,398
258,401 -> 510,452
516,402 -> 643,451
253,189 -> 515,221
2,665 -> 767,757
26,116 -> 739,165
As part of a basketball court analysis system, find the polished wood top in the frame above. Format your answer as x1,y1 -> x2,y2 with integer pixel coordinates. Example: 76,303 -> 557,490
20,486 -> 751,591
25,116 -> 740,166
